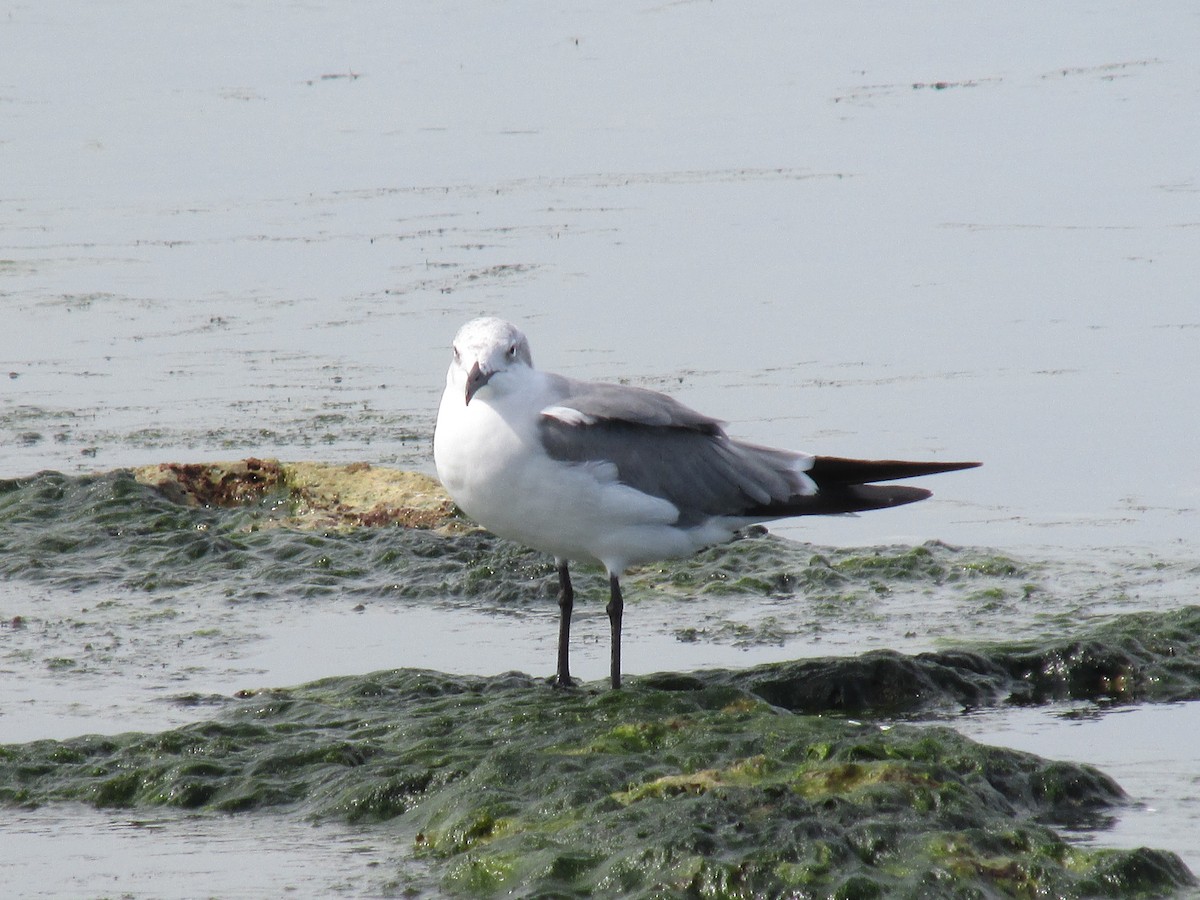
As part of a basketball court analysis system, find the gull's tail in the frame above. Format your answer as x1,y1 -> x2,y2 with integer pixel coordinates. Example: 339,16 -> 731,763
762,456 -> 980,517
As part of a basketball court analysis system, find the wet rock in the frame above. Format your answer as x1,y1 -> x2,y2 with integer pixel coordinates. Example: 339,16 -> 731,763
997,609 -> 1200,705
0,670 -> 1191,897
133,457 -> 287,507
132,458 -> 461,530
701,606 -> 1200,716
696,649 -> 1009,716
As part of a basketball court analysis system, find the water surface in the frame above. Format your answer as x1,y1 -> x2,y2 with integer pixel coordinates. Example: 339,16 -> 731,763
3,0 -> 1199,895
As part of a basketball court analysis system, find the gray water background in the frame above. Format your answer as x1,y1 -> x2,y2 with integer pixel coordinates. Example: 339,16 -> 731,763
2,2 -> 1199,895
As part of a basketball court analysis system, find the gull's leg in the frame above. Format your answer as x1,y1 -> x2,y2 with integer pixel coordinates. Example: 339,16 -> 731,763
555,560 -> 574,687
607,574 -> 624,689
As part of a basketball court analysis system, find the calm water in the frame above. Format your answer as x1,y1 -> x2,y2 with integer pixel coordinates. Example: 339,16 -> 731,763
3,1 -> 1199,894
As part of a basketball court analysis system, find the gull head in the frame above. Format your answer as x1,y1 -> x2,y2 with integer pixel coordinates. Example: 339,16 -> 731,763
449,317 -> 534,405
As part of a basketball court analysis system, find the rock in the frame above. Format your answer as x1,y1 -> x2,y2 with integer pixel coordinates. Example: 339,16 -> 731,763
131,458 -> 464,531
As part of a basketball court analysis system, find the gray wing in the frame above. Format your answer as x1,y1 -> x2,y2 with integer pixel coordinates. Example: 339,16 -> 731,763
537,379 -> 812,525
541,377 -> 725,431
537,377 -> 978,523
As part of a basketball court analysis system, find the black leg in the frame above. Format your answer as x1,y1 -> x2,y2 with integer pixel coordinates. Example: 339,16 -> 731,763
606,574 -> 624,689
555,561 -> 574,687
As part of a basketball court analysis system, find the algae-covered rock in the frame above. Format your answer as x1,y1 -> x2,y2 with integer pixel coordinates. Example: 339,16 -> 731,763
699,605 -> 1200,717
132,457 -> 289,507
3,467 -> 1199,894
0,671 -> 1192,897
132,458 -> 462,530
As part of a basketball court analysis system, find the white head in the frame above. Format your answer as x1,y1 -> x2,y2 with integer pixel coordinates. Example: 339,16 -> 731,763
447,317 -> 534,405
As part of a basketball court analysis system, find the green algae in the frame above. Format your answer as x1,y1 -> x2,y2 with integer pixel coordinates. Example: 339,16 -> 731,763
667,604 -> 1200,718
670,539 -> 1026,600
4,470 -> 1200,722
4,468 -> 1200,894
0,469 -> 501,604
0,468 -> 1170,637
0,671 -> 1193,897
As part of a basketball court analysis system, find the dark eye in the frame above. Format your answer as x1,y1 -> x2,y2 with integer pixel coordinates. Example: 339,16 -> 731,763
507,344 -> 517,358
452,346 -> 461,361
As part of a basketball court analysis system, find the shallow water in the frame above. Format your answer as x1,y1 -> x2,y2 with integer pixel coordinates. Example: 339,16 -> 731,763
3,0 -> 1200,894
958,702 -> 1200,876
0,805 -> 420,899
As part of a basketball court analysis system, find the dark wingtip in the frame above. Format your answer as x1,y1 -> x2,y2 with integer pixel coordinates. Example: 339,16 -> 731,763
747,483 -> 935,518
850,484 -> 932,511
810,457 -> 981,486
880,485 -> 933,506
939,461 -> 982,472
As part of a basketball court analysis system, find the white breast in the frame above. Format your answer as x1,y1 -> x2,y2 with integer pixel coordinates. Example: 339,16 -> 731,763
433,370 -> 693,571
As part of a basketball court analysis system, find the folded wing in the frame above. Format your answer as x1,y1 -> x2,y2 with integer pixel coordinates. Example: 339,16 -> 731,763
538,379 -> 978,525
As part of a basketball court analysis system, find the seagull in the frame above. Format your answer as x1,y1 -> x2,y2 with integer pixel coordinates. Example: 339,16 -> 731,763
433,317 -> 979,689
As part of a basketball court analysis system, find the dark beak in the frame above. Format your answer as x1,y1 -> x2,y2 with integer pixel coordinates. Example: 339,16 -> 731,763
464,361 -> 491,405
